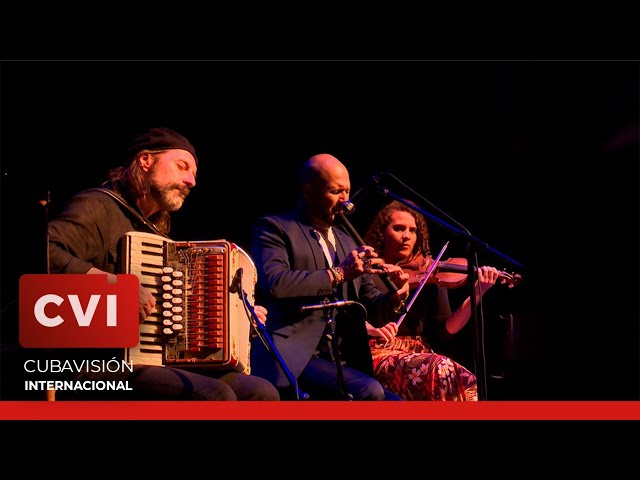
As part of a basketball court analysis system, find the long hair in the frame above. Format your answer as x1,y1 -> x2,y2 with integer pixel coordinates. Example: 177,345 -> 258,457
364,200 -> 431,261
103,151 -> 171,234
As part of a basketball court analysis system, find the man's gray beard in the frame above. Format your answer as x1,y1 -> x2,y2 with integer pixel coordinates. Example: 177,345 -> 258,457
162,188 -> 185,211
152,185 -> 186,211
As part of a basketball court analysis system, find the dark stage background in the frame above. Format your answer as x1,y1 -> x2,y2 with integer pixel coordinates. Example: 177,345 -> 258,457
1,61 -> 638,400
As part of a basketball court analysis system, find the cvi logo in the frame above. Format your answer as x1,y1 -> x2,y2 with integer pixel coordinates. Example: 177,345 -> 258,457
19,274 -> 140,348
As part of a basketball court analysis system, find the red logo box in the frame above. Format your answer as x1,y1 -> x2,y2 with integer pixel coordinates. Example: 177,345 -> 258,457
19,274 -> 139,348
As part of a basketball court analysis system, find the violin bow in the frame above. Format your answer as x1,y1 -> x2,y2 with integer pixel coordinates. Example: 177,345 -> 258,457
396,241 -> 449,327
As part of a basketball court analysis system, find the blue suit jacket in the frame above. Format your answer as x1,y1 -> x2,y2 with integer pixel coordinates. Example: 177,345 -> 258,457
249,209 -> 395,388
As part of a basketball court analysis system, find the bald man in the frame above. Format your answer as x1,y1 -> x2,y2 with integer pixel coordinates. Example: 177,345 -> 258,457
249,153 -> 409,400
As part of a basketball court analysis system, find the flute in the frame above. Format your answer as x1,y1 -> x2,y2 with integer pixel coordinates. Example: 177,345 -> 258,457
337,201 -> 406,313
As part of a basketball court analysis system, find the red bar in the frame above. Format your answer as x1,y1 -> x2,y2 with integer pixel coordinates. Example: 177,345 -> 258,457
1,401 -> 639,421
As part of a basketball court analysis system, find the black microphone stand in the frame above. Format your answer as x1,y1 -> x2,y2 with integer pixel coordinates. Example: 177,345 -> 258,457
320,304 -> 353,401
376,185 -> 525,401
232,270 -> 309,400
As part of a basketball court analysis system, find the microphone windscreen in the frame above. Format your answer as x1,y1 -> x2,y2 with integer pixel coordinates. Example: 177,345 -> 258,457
342,201 -> 356,215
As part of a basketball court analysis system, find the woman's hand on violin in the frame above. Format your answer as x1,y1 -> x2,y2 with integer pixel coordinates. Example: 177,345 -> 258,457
380,263 -> 410,298
477,266 -> 501,295
366,321 -> 398,342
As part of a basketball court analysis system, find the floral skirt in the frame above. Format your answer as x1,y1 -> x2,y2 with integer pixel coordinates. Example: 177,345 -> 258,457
369,336 -> 477,401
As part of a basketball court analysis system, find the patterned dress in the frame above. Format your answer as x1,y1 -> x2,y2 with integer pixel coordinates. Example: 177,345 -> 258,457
369,336 -> 477,401
368,253 -> 478,401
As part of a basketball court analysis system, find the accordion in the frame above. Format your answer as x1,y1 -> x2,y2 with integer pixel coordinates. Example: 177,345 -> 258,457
120,231 -> 255,374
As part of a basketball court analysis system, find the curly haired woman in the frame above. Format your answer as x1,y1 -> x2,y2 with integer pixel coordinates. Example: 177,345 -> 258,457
363,200 -> 501,400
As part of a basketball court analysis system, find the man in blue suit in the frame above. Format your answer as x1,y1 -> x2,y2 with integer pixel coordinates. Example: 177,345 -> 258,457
249,153 -> 409,400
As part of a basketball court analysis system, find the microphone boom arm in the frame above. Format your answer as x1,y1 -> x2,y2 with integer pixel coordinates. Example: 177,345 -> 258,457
377,187 -> 526,270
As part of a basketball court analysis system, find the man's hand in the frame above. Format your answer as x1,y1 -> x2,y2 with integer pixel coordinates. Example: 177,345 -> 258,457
253,304 -> 268,325
139,285 -> 156,322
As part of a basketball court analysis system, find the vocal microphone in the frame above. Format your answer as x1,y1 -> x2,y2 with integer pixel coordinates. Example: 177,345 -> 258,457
344,174 -> 382,213
229,267 -> 243,294
341,200 -> 356,215
300,300 -> 357,312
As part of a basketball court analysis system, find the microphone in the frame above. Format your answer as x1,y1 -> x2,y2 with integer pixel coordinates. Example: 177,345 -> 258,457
300,300 -> 357,312
341,200 -> 356,215
229,267 -> 243,294
346,174 -> 382,211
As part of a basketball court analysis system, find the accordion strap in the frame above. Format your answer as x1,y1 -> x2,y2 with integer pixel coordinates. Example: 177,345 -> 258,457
86,187 -> 171,239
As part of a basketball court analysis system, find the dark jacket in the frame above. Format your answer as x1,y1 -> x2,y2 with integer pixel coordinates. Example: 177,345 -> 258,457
46,188 -> 148,364
48,189 -> 144,275
249,210 -> 398,388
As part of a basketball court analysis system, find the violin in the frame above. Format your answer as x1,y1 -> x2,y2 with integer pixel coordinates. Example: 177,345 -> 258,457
408,256 -> 522,289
